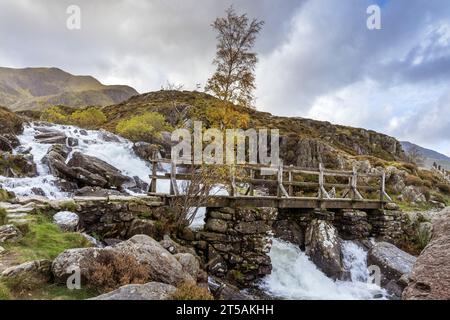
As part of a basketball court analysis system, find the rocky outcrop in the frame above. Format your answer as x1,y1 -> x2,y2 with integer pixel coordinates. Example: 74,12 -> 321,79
52,235 -> 194,288
90,282 -> 176,300
0,259 -> 52,284
0,106 -> 23,135
0,224 -> 22,243
400,186 -> 427,204
53,211 -> 79,232
403,208 -> 450,300
368,242 -> 416,297
0,153 -> 37,178
305,219 -> 344,280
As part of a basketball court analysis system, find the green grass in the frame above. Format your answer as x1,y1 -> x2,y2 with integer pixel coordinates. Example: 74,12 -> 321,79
0,282 -> 96,300
0,207 -> 7,225
6,216 -> 91,262
0,283 -> 12,300
27,284 -> 96,300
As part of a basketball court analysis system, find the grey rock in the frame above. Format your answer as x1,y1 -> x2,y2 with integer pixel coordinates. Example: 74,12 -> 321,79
305,219 -> 344,280
0,224 -> 22,243
53,211 -> 79,231
174,253 -> 200,281
403,208 -> 450,300
368,242 -> 416,288
1,259 -> 52,283
90,282 -> 176,300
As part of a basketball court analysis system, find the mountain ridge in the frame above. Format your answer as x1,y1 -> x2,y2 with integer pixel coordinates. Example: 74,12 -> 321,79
401,141 -> 450,170
0,67 -> 138,111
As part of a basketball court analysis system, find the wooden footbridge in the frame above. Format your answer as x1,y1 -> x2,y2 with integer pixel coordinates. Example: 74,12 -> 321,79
148,158 -> 392,210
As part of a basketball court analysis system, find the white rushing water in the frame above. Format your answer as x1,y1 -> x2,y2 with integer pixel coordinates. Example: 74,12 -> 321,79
260,238 -> 387,300
0,123 -> 156,199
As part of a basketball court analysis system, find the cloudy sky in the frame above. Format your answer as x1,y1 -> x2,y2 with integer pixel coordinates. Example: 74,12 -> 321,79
1,0 -> 449,155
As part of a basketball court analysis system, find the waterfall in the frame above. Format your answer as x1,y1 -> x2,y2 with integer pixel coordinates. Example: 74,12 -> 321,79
259,238 -> 387,300
0,122 -> 155,199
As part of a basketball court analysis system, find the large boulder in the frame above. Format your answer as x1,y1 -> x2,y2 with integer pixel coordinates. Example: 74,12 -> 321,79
53,211 -> 79,232
114,235 -> 194,285
305,219 -> 344,279
0,224 -> 22,243
45,149 -> 129,189
90,282 -> 176,300
52,235 -> 193,287
403,208 -> 450,300
67,152 -> 129,189
368,242 -> 416,296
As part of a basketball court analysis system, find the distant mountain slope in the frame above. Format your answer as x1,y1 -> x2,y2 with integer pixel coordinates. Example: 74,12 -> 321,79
401,141 -> 450,170
0,67 -> 138,111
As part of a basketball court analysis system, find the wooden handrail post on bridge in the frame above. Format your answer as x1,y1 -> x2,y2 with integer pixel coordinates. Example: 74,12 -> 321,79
170,160 -> 179,196
318,163 -> 330,199
149,158 -> 157,193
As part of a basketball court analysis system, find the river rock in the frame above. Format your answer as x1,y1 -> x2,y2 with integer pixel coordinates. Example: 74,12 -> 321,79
53,211 -> 79,231
67,152 -> 129,188
272,219 -> 304,249
90,282 -> 176,300
0,259 -> 52,284
368,242 -> 416,296
403,208 -> 450,300
0,224 -> 23,243
305,219 -> 344,280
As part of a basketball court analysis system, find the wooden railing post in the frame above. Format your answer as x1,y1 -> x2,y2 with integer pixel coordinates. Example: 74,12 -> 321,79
380,171 -> 386,202
170,160 -> 179,196
277,162 -> 282,198
318,163 -> 330,199
351,166 -> 363,200
249,168 -> 254,196
149,159 -> 157,193
230,165 -> 236,197
288,165 -> 293,196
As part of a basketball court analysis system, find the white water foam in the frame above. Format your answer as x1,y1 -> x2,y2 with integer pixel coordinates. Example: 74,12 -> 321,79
1,123 -> 154,199
259,238 -> 387,300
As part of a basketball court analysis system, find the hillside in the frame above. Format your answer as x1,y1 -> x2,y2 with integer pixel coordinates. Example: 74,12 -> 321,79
0,67 -> 138,111
401,141 -> 450,170
100,90 -> 406,168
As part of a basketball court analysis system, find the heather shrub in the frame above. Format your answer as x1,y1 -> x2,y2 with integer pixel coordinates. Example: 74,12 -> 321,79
87,250 -> 150,293
170,281 -> 213,300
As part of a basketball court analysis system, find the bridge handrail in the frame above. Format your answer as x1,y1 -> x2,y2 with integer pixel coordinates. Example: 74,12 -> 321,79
148,158 -> 392,202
